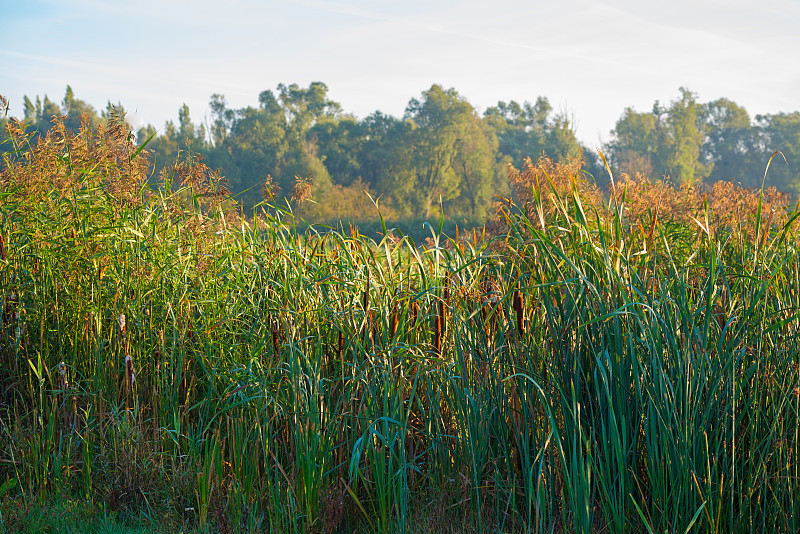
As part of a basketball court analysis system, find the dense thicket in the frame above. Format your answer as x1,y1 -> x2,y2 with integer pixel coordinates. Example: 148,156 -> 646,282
2,84 -> 799,222
1,113 -> 798,533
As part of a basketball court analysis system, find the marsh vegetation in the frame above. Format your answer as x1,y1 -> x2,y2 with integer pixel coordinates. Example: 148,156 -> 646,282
0,107 -> 798,533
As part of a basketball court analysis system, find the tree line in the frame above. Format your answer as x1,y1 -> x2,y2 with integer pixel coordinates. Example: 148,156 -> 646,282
3,84 -> 799,221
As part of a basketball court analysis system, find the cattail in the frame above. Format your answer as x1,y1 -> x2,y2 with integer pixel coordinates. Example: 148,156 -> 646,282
58,360 -> 69,391
151,346 -> 161,437
715,284 -> 728,333
760,209 -> 775,251
513,280 -> 525,338
481,303 -> 489,341
433,274 -> 450,357
408,299 -> 418,330
362,271 -> 374,348
57,361 -> 75,431
272,325 -> 281,356
362,271 -> 370,316
433,312 -> 442,358
118,313 -> 126,337
124,354 -> 136,399
389,301 -> 399,339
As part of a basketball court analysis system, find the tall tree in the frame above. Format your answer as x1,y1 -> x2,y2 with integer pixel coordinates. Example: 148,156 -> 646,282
357,111 -> 416,215
217,103 -> 288,201
484,97 -> 551,167
448,116 -> 502,217
701,98 -> 760,185
277,82 -> 341,139
62,85 -> 100,133
20,94 -> 61,138
756,112 -> 800,193
311,116 -> 364,187
544,112 -> 584,162
665,88 -> 710,185
609,88 -> 711,185
209,93 -> 235,147
609,107 -> 658,177
404,85 -> 477,217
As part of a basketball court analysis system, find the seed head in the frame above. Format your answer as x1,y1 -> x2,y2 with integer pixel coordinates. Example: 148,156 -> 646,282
125,355 -> 135,381
291,176 -> 313,203
58,361 -> 69,390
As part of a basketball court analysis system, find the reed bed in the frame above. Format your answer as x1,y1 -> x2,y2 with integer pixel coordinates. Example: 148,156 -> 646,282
1,115 -> 799,533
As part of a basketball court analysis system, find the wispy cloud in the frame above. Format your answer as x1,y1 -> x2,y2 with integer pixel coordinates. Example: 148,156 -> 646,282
2,0 -> 798,142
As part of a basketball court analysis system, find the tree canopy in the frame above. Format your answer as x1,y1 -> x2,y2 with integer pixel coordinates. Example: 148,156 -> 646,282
4,84 -> 799,222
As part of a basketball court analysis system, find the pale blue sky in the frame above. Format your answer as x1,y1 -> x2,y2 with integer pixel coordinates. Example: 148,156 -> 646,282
2,0 -> 799,145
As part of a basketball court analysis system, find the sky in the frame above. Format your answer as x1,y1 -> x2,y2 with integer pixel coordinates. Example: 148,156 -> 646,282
2,0 -> 799,146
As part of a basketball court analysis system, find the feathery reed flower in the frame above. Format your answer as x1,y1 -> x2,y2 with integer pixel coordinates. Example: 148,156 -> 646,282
291,176 -> 313,203
261,174 -> 281,201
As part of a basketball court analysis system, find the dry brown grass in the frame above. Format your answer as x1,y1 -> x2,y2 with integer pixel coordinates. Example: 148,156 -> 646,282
492,154 -> 795,243
2,112 -> 148,209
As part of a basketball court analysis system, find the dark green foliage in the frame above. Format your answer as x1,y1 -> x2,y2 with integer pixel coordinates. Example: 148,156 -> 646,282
4,83 -> 799,234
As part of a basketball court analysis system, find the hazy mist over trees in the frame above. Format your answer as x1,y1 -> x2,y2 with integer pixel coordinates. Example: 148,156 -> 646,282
3,84 -> 799,222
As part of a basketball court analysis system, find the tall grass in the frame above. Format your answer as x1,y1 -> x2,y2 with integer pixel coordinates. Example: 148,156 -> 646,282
1,113 -> 798,533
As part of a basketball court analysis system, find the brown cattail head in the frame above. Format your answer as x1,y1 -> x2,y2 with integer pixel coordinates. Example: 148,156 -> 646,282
362,271 -> 375,348
433,311 -> 442,358
118,313 -> 126,337
124,354 -> 136,398
714,304 -> 727,333
272,326 -> 281,356
760,209 -> 775,251
362,271 -> 370,316
389,301 -> 399,339
57,361 -> 74,430
58,361 -> 69,391
513,280 -> 525,337
408,299 -> 418,330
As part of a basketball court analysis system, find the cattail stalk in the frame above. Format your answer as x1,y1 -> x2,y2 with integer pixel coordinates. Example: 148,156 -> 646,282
362,270 -> 374,349
433,274 -> 450,357
57,361 -> 74,431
